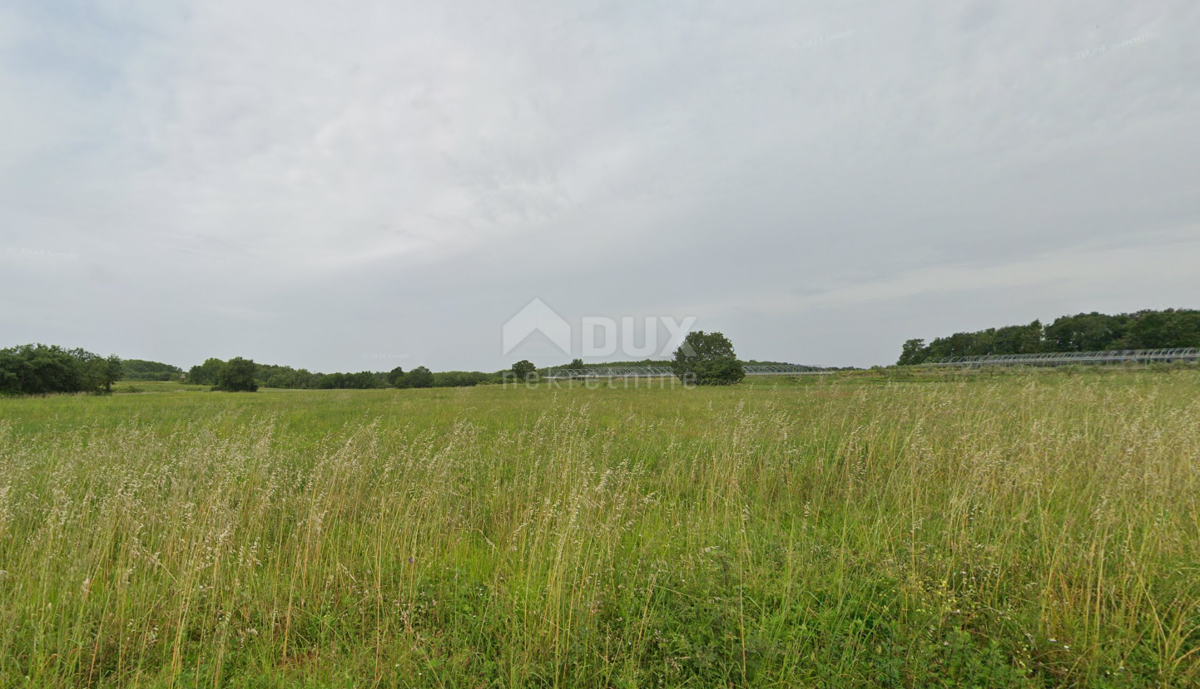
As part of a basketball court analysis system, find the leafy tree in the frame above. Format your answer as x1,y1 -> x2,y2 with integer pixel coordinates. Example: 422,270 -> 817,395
387,366 -> 408,388
671,331 -> 745,385
989,321 -> 1043,355
81,354 -> 123,393
569,358 -> 584,369
253,364 -> 322,389
265,372 -> 290,388
511,360 -> 537,382
0,344 -> 120,395
407,366 -> 434,389
898,339 -> 928,366
121,359 -> 183,381
214,357 -> 258,392
188,358 -> 224,385
434,371 -> 492,387
1045,312 -> 1125,351
897,309 -> 1200,364
348,371 -> 385,389
1154,309 -> 1200,348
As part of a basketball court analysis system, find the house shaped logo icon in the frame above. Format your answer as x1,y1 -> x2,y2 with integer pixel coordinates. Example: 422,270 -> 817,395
503,298 -> 571,356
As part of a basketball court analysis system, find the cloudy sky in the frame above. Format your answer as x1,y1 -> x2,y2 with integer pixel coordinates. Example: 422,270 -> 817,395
2,0 -> 1197,371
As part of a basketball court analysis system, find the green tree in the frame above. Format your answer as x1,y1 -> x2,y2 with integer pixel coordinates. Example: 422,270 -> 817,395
671,331 -> 744,385
188,358 -> 224,385
569,358 -> 584,369
80,354 -> 122,393
897,339 -> 928,365
121,359 -> 183,381
386,366 -> 408,388
0,344 -> 120,395
214,357 -> 258,392
434,371 -> 490,387
1045,312 -> 1124,351
407,366 -> 434,389
988,321 -> 1043,355
511,360 -> 537,382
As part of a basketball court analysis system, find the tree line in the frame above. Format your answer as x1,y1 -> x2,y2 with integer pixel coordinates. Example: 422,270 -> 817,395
184,358 -> 501,391
898,309 -> 1200,364
121,359 -> 184,381
519,331 -> 747,385
191,331 -> 750,391
0,344 -> 122,396
3,330 -> 750,395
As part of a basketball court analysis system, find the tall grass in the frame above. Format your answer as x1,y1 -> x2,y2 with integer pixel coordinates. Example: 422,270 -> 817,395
0,372 -> 1197,687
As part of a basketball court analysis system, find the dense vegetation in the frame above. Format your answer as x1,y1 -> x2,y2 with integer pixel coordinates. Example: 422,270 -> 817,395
0,344 -> 121,396
1,370 -> 1197,686
899,308 -> 1200,364
119,359 -> 183,381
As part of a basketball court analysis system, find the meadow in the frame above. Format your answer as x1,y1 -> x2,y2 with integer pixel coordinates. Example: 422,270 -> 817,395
0,370 -> 1197,687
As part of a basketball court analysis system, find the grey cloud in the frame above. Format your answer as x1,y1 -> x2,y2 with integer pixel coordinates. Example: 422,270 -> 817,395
1,0 -> 1198,370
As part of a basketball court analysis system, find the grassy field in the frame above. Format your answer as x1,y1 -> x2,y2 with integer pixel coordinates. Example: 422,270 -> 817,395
0,370 -> 1197,687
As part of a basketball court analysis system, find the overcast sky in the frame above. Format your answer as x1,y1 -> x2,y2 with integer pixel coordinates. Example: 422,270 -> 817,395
2,1 -> 1198,371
